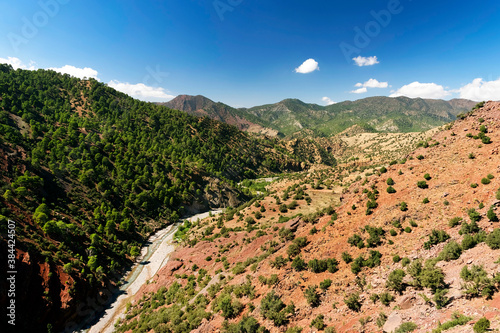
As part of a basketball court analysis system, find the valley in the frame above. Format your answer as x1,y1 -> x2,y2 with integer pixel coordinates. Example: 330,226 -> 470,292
0,66 -> 498,333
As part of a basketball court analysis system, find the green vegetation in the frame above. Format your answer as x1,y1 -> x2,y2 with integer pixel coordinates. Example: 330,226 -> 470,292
304,285 -> 321,307
473,317 -> 490,333
424,229 -> 450,249
460,265 -> 498,299
417,180 -> 428,189
438,241 -> 462,261
431,312 -> 471,333
344,293 -> 361,312
386,269 -> 406,294
260,291 -> 294,326
394,322 -> 418,333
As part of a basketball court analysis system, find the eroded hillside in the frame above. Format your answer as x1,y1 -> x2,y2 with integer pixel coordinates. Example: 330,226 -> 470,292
117,102 -> 500,333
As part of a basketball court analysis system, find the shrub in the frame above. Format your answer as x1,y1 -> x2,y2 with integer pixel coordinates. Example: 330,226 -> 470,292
386,178 -> 395,185
260,291 -> 291,326
285,327 -> 303,333
271,255 -> 288,269
390,229 -> 397,236
481,136 -> 491,144
386,269 -> 406,293
422,197 -> 430,204
400,202 -> 408,211
319,279 -> 332,291
431,312 -> 471,333
380,166 -> 387,173
347,234 -> 364,249
486,229 -> 500,249
417,181 -> 428,189
461,234 -> 477,250
293,236 -> 308,248
448,217 -> 462,227
344,293 -> 361,311
416,155 -> 424,160
379,292 -> 394,306
326,258 -> 339,273
341,251 -> 352,263
473,317 -> 490,333
424,229 -> 450,249
468,152 -> 475,159
404,227 -> 411,233
308,259 -> 328,273
310,314 -> 325,330
393,255 -> 401,263
438,241 -> 462,261
245,217 -> 255,225
387,186 -> 396,194
291,256 -> 306,271
401,257 -> 410,266
279,204 -> 288,213
487,174 -> 494,179
468,208 -> 481,222
460,265 -> 495,299
424,173 -> 431,180
487,208 -> 499,222
433,288 -> 449,309
304,285 -> 320,307
459,220 -> 481,235
481,178 -> 491,185
287,243 -> 301,258
395,322 -> 418,333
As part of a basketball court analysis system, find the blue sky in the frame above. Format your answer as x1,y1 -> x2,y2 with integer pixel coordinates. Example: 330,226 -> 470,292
1,0 -> 499,106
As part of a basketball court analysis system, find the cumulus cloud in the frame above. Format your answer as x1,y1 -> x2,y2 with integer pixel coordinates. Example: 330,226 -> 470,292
0,56 -> 36,70
108,80 -> 175,102
353,56 -> 379,67
322,97 -> 336,105
390,82 -> 450,99
457,78 -> 500,101
295,58 -> 319,74
351,78 -> 388,94
49,65 -> 99,80
351,87 -> 368,94
355,78 -> 388,89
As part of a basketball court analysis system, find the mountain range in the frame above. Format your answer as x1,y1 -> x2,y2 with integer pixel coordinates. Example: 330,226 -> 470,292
162,95 -> 476,137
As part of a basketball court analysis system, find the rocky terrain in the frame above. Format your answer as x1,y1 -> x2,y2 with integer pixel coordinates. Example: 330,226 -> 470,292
116,101 -> 500,332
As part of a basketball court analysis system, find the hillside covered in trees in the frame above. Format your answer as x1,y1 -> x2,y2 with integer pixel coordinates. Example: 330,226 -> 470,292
0,65 -> 321,332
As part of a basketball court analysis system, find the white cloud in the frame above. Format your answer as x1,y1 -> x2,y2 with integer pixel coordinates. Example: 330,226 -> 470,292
457,78 -> 500,101
295,58 -> 319,74
353,56 -> 379,67
49,65 -> 99,80
351,87 -> 368,94
351,78 -> 388,94
0,56 -> 36,70
322,97 -> 336,105
390,82 -> 450,99
363,78 -> 388,88
108,80 -> 175,102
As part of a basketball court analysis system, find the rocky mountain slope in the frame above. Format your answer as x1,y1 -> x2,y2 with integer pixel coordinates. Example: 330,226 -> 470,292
117,101 -> 500,333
